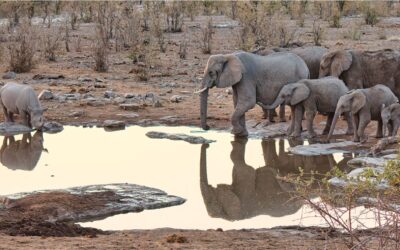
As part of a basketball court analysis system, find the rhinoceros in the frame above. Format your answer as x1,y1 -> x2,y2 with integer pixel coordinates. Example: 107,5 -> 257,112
0,82 -> 45,129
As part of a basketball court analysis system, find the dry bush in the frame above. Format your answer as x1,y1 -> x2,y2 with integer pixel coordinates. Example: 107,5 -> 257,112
93,25 -> 109,72
8,21 -> 37,73
343,21 -> 362,40
165,1 -> 184,33
96,2 -> 118,40
114,3 -> 142,52
364,6 -> 379,26
183,1 -> 199,21
149,2 -> 167,53
312,20 -> 324,46
42,28 -> 62,61
201,18 -> 213,54
330,7 -> 341,28
179,39 -> 188,59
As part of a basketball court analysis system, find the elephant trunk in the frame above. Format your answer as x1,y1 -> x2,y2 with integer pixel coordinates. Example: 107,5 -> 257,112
200,88 -> 210,130
261,96 -> 284,110
327,109 -> 341,140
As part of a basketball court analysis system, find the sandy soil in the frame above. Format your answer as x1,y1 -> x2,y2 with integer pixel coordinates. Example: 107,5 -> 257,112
1,12 -> 400,249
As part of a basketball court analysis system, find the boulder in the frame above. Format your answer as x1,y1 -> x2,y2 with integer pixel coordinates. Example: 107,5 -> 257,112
0,122 -> 33,136
119,103 -> 142,111
103,120 -> 126,131
146,131 -> 215,144
2,72 -> 16,80
38,90 -> 54,100
42,121 -> 64,134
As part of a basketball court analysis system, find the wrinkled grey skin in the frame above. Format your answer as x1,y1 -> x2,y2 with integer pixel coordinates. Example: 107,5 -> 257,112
258,77 -> 353,138
199,52 -> 309,137
199,138 -> 351,221
0,83 -> 45,129
319,49 -> 400,97
381,103 -> 400,137
328,85 -> 399,142
0,131 -> 45,171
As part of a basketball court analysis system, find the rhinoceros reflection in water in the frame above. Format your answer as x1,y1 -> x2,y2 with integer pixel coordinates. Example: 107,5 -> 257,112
0,131 -> 45,171
200,138 -> 352,221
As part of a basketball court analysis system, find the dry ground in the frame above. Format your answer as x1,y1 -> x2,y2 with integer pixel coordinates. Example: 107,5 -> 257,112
1,13 -> 400,249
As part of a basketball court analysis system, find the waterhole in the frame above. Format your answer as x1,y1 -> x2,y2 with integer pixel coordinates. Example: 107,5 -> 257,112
0,126 -> 359,230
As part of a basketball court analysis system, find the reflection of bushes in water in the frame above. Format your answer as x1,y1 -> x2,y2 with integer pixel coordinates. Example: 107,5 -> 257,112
288,160 -> 400,249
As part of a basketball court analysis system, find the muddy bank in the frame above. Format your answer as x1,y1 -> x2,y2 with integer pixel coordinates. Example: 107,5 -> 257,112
0,183 -> 185,237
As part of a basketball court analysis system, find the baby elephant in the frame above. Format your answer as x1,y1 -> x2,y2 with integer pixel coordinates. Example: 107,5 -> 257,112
258,77 -> 353,138
328,84 -> 398,142
0,82 -> 45,129
381,103 -> 400,137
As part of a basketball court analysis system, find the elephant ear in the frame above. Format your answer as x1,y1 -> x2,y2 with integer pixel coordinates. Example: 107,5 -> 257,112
217,55 -> 243,88
331,50 -> 352,77
291,84 -> 310,105
351,91 -> 366,114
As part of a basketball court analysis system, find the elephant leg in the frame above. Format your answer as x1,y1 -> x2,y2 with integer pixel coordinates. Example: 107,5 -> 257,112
2,106 -> 11,122
291,106 -> 304,137
231,102 -> 254,137
268,109 -> 276,122
392,122 -> 399,137
387,122 -> 393,137
357,116 -> 370,143
279,104 -> 286,122
344,112 -> 354,135
306,110 -> 317,138
8,112 -> 14,122
375,119 -> 383,138
287,106 -> 295,135
352,114 -> 360,142
322,113 -> 334,135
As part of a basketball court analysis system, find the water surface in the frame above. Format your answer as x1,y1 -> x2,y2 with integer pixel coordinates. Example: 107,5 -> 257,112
0,126 -> 358,230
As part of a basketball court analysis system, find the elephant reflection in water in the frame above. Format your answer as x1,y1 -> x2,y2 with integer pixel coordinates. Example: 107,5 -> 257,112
0,131 -> 45,171
200,138 -> 352,221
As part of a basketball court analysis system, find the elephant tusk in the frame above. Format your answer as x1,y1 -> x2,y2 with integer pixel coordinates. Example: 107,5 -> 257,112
194,87 -> 208,94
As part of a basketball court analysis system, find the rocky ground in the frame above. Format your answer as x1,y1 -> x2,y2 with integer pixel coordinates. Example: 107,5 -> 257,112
1,13 -> 400,249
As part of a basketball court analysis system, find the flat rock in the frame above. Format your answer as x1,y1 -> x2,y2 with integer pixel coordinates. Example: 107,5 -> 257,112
170,95 -> 183,103
146,131 -> 215,144
347,157 -> 388,168
2,183 -> 186,223
2,72 -> 16,80
0,122 -> 33,136
32,74 -> 64,80
329,166 -> 389,190
288,141 -> 357,156
119,103 -> 142,111
38,90 -> 54,100
103,120 -> 126,131
42,121 -> 64,134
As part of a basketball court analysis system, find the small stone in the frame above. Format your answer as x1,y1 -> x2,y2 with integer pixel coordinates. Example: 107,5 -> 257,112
225,89 -> 233,95
113,97 -> 126,104
153,100 -> 162,108
104,90 -> 116,99
78,76 -> 92,82
87,100 -> 106,107
2,72 -> 16,80
117,113 -> 139,119
94,82 -> 106,88
124,93 -> 135,99
166,89 -> 173,94
103,120 -> 126,131
64,93 -> 81,101
83,93 -> 95,99
69,111 -> 85,117
38,90 -> 54,100
170,95 -> 183,103
42,121 -> 64,134
95,77 -> 105,82
119,103 -> 142,111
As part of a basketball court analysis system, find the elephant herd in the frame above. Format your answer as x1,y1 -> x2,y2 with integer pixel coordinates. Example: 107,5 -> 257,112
198,47 -> 400,142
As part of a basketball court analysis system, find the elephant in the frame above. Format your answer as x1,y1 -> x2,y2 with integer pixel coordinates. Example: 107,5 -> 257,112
257,77 -> 354,138
328,84 -> 399,142
254,46 -> 328,121
319,49 -> 400,97
198,52 -> 309,137
381,103 -> 400,137
199,137 -> 352,221
0,131 -> 46,171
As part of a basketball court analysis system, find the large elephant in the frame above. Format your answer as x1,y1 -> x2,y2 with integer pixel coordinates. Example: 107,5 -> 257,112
328,85 -> 398,142
0,131 -> 45,171
254,46 -> 328,121
319,49 -> 400,97
200,138 -> 351,221
198,52 -> 309,136
258,77 -> 353,138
